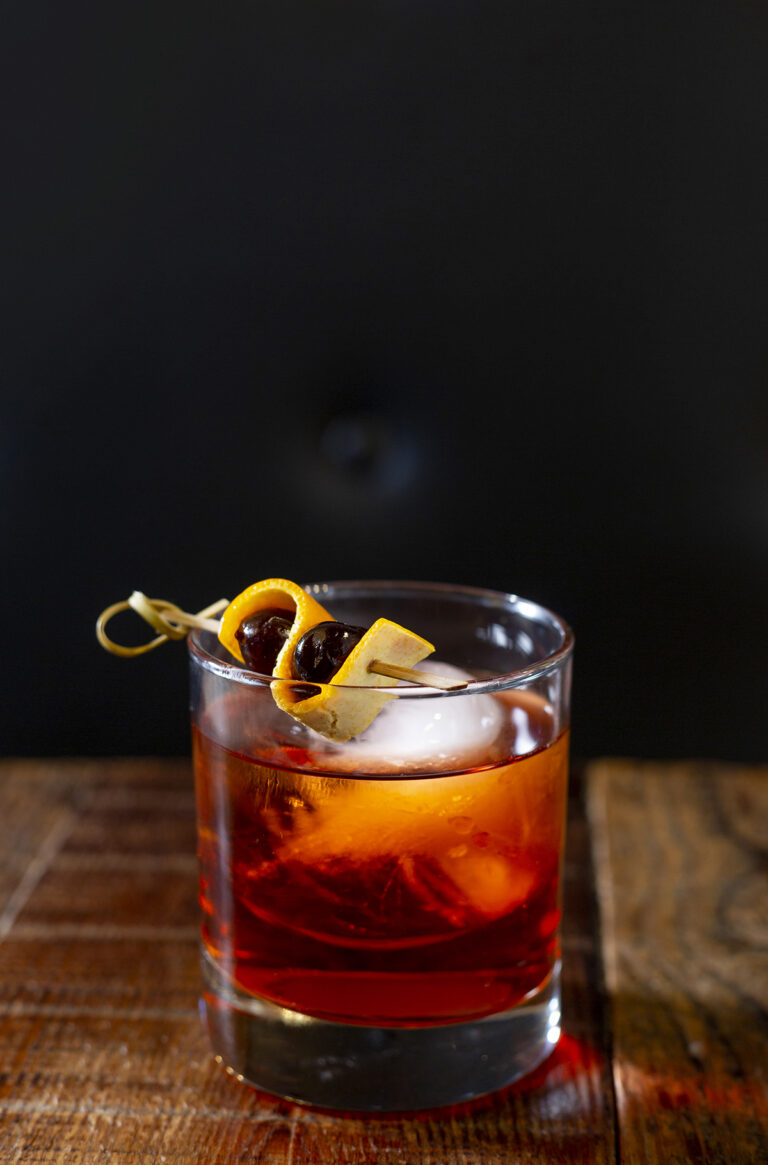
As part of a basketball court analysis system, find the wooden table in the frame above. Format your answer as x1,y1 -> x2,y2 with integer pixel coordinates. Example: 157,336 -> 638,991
0,758 -> 765,1163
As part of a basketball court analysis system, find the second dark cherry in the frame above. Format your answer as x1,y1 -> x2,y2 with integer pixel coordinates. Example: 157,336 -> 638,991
293,621 -> 368,684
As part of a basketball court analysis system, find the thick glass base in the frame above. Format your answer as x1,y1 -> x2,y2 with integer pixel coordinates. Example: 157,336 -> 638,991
201,951 -> 561,1111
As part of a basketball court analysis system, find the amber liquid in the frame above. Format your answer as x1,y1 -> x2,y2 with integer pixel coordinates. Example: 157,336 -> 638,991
193,691 -> 568,1027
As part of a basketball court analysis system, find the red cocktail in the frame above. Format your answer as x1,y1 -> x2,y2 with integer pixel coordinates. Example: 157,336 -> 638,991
189,581 -> 573,1109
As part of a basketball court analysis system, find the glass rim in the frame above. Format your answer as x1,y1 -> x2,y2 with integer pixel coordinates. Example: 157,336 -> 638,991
188,579 -> 574,699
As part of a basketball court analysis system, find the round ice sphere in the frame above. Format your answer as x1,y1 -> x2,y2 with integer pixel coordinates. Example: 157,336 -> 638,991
330,662 -> 503,772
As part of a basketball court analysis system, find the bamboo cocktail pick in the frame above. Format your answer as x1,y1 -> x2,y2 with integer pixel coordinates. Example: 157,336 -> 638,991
96,592 -> 468,690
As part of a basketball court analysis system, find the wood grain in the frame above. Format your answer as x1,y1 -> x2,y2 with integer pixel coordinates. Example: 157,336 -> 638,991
587,759 -> 768,1165
0,759 -> 614,1163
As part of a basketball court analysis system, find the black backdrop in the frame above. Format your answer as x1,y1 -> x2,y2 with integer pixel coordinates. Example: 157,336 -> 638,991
3,0 -> 767,761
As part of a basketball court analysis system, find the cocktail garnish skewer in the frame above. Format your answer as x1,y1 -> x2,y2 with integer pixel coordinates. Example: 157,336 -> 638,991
96,594 -> 229,657
95,593 -> 469,689
367,660 -> 467,691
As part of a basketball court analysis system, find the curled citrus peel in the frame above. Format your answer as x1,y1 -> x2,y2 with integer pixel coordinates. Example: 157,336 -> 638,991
218,578 -> 436,741
218,578 -> 333,666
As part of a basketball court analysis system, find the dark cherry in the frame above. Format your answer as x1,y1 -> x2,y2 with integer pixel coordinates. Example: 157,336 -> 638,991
235,607 -> 294,674
293,621 -> 368,684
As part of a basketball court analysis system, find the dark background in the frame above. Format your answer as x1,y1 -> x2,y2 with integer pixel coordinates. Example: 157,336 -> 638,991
3,0 -> 767,762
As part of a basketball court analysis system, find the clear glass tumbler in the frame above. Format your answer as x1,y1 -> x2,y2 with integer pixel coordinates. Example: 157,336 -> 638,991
189,581 -> 573,1110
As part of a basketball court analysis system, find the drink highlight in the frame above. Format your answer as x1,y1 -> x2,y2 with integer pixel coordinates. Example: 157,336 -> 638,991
194,682 -> 568,1029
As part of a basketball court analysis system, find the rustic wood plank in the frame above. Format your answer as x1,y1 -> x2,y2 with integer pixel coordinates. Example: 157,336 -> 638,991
13,865 -> 198,932
0,936 -> 200,1012
587,759 -> 768,1165
0,760 -> 615,1163
63,801 -> 197,856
